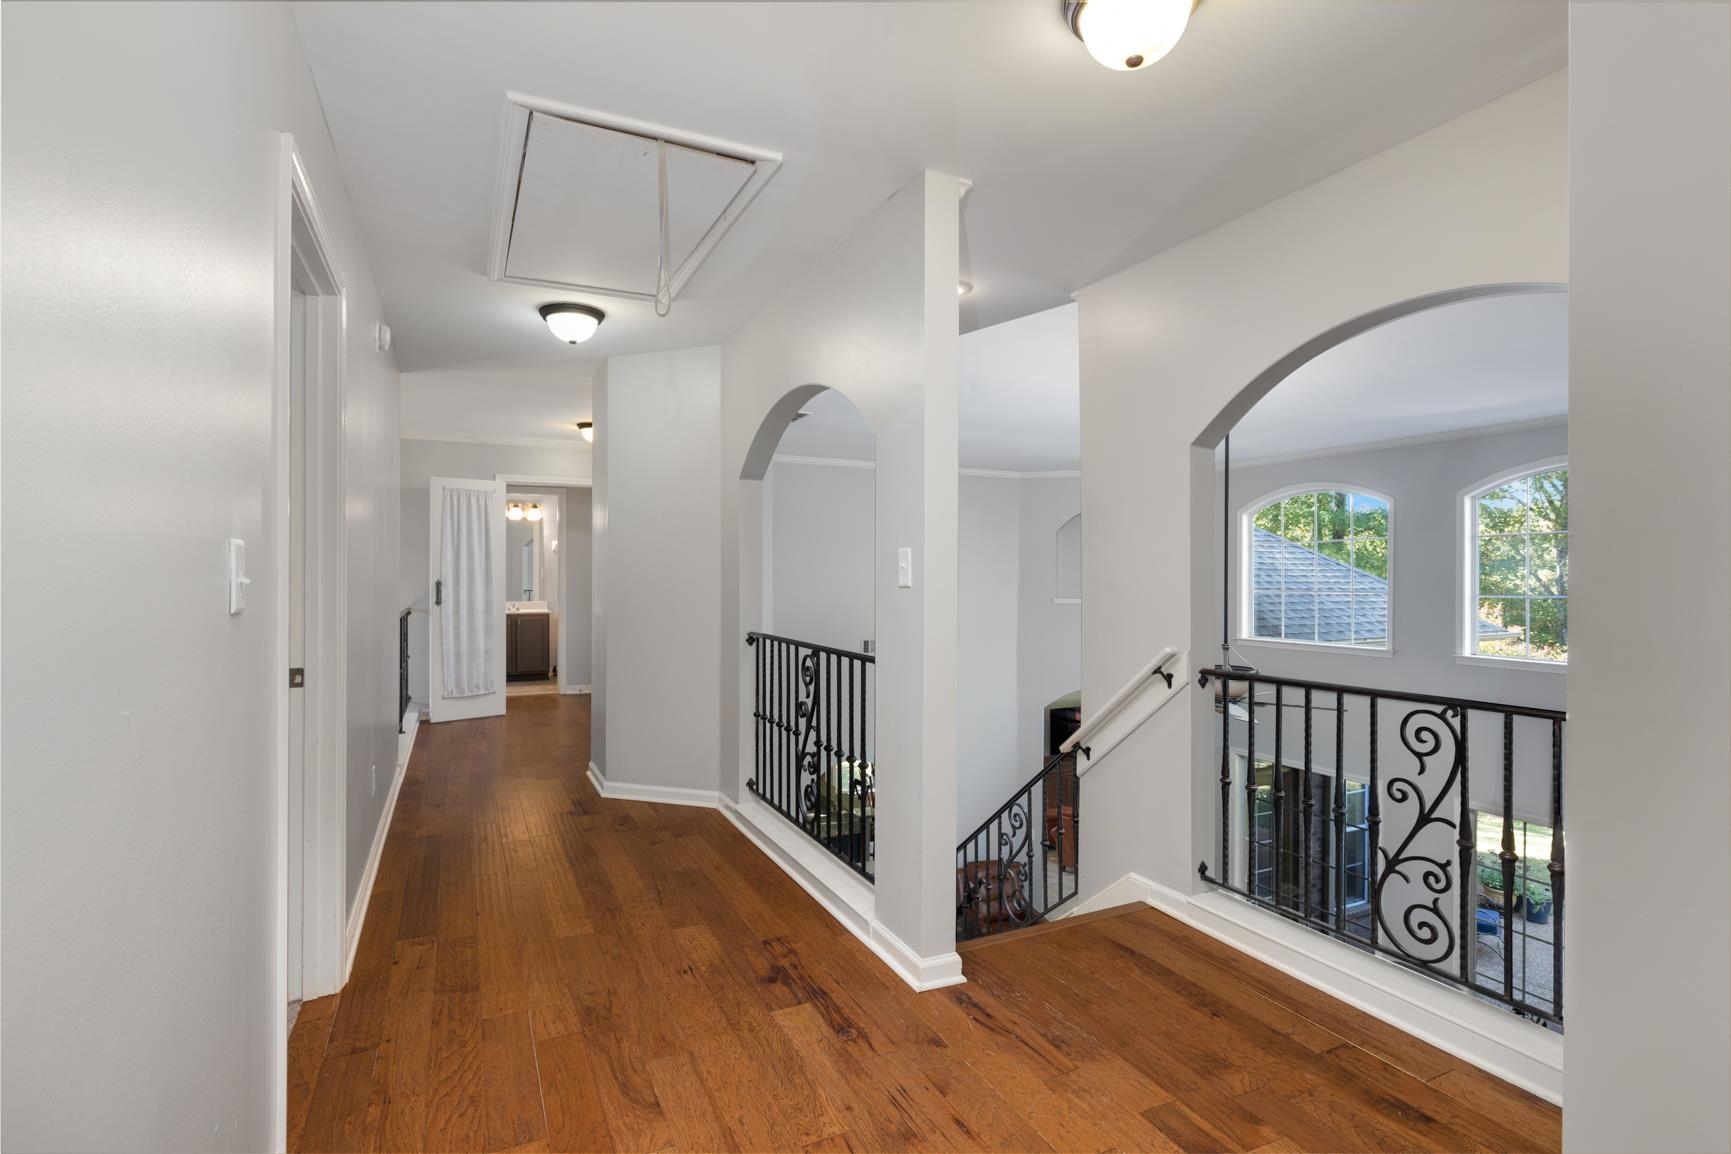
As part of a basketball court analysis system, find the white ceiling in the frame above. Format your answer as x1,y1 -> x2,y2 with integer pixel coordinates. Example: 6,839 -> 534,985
292,0 -> 1566,382
1226,291 -> 1569,463
401,366 -> 592,444
775,302 -> 1080,473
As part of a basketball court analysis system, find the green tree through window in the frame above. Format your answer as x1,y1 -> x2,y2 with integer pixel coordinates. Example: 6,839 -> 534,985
1473,466 -> 1567,662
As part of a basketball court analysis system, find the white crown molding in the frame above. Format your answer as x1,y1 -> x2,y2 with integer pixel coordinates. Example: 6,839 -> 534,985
1222,416 -> 1567,469
770,454 -> 1080,480
403,430 -> 592,451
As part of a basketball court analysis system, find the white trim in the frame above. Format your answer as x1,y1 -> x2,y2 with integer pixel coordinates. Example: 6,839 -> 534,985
1063,874 -> 1564,1104
1235,636 -> 1394,658
1052,597 -> 1082,605
343,732 -> 410,984
719,794 -> 965,992
586,762 -> 722,809
1458,457 -> 1569,664
1239,483 -> 1394,653
487,92 -> 781,305
402,430 -> 592,451
1455,654 -> 1568,674
1218,416 -> 1569,470
496,473 -> 593,488
560,684 -> 593,695
770,453 -> 875,470
768,453 -> 1081,480
273,134 -> 350,1154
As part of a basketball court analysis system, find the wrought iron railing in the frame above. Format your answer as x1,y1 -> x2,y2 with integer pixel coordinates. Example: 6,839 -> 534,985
745,632 -> 874,880
956,750 -> 1080,942
1197,667 -> 1565,1027
399,609 -> 411,734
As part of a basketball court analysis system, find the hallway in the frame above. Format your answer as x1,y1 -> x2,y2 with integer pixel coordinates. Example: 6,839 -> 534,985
289,696 -> 1559,1153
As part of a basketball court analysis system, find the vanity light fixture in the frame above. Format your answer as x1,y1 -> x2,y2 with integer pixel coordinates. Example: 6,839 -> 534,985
539,302 -> 606,344
506,502 -> 526,521
525,504 -> 544,522
577,420 -> 594,443
1065,0 -> 1196,72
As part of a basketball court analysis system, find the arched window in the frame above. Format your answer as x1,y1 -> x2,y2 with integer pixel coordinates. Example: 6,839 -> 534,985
1465,462 -> 1567,663
1244,488 -> 1391,649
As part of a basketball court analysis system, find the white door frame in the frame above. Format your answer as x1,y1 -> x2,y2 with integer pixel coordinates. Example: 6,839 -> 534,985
429,477 -> 509,722
273,134 -> 348,1153
497,474 -> 592,694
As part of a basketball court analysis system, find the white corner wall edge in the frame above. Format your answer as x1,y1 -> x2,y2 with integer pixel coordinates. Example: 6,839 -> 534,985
586,762 -> 721,808
718,794 -> 966,992
344,711 -> 418,982
1063,873 -> 1564,1103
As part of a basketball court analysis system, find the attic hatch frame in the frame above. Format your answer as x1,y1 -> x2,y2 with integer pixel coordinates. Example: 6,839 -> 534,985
486,92 -> 783,305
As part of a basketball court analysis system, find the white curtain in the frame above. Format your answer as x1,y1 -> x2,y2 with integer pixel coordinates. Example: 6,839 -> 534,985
440,486 -> 497,698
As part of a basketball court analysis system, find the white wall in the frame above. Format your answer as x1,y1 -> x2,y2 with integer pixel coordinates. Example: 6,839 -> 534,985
721,171 -> 962,968
1,3 -> 399,1149
1072,73 -> 1568,1092
398,436 -> 591,702
1075,68 -> 1566,902
1565,4 -> 1731,1148
561,486 -> 594,687
764,460 -> 875,652
957,474 -> 1023,839
592,347 -> 723,790
1017,477 -> 1084,777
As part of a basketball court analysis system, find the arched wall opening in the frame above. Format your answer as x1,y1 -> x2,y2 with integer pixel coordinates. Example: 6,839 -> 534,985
1191,282 -> 1569,1029
736,385 -> 879,878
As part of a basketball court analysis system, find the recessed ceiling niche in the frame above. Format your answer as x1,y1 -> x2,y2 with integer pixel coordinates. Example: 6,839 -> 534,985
487,94 -> 781,304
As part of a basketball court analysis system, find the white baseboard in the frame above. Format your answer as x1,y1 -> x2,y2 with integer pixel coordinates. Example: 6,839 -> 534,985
719,794 -> 965,993
586,762 -> 722,808
560,684 -> 592,695
1067,873 -> 1564,1104
343,725 -> 413,983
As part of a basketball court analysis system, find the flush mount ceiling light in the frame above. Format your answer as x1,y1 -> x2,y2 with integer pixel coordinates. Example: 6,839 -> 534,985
1065,0 -> 1196,71
576,420 -> 594,443
539,302 -> 606,344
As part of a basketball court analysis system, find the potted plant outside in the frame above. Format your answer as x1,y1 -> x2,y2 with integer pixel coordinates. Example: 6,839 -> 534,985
1522,876 -> 1554,924
1478,851 -> 1524,913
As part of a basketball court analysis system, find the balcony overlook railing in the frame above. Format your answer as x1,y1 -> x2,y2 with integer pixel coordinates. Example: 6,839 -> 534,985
745,632 -> 874,880
1197,666 -> 1565,1027
956,750 -> 1080,942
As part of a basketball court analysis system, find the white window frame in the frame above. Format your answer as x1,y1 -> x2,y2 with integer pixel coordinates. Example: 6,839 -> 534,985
1238,483 -> 1394,656
1457,457 -> 1569,672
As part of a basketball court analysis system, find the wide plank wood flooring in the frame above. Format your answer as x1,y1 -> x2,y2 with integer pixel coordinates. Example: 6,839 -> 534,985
289,694 -> 1560,1153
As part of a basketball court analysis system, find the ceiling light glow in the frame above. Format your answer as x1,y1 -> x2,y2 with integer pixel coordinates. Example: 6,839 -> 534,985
1065,0 -> 1194,72
539,302 -> 605,344
577,420 -> 594,443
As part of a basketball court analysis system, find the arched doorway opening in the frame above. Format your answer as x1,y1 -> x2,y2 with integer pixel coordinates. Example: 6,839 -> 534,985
736,386 -> 879,880
1194,283 -> 1570,1029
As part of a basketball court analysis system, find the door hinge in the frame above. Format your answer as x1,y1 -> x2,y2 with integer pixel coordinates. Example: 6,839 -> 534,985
289,667 -> 306,689
435,578 -> 443,606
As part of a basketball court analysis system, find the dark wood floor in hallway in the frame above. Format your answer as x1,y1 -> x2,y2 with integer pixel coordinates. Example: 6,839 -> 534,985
288,695 -> 1560,1153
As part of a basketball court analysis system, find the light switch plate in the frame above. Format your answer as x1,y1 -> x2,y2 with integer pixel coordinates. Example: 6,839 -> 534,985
227,538 -> 251,615
896,547 -> 913,589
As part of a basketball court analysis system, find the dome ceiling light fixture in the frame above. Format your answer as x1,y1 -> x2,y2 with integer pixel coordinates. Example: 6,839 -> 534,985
576,421 -> 594,443
1064,0 -> 1197,72
539,302 -> 606,344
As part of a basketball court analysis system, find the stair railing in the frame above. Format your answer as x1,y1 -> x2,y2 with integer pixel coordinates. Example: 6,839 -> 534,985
956,749 -> 1079,942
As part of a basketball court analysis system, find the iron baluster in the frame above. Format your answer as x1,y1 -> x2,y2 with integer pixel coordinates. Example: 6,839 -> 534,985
1219,670 -> 1232,887
1302,686 -> 1314,922
1273,682 -> 1285,908
1333,690 -> 1346,933
1457,710 -> 1472,986
1550,717 -> 1564,1017
1369,695 -> 1380,950
1245,677 -> 1258,898
1501,712 -> 1516,1002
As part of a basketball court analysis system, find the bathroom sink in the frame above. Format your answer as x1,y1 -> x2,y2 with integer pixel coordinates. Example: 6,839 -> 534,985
506,601 -> 550,614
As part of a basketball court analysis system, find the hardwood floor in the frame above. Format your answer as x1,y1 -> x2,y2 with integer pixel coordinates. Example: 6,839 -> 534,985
289,694 -> 1561,1153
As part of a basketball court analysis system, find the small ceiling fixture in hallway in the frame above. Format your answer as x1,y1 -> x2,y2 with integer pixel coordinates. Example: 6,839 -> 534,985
1065,0 -> 1197,71
539,302 -> 605,344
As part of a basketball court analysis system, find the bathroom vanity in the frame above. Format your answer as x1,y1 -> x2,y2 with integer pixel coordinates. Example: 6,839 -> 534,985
505,604 -> 553,680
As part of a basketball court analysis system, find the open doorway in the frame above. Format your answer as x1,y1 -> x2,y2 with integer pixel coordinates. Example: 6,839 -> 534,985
503,489 -> 560,696
277,140 -> 348,1050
